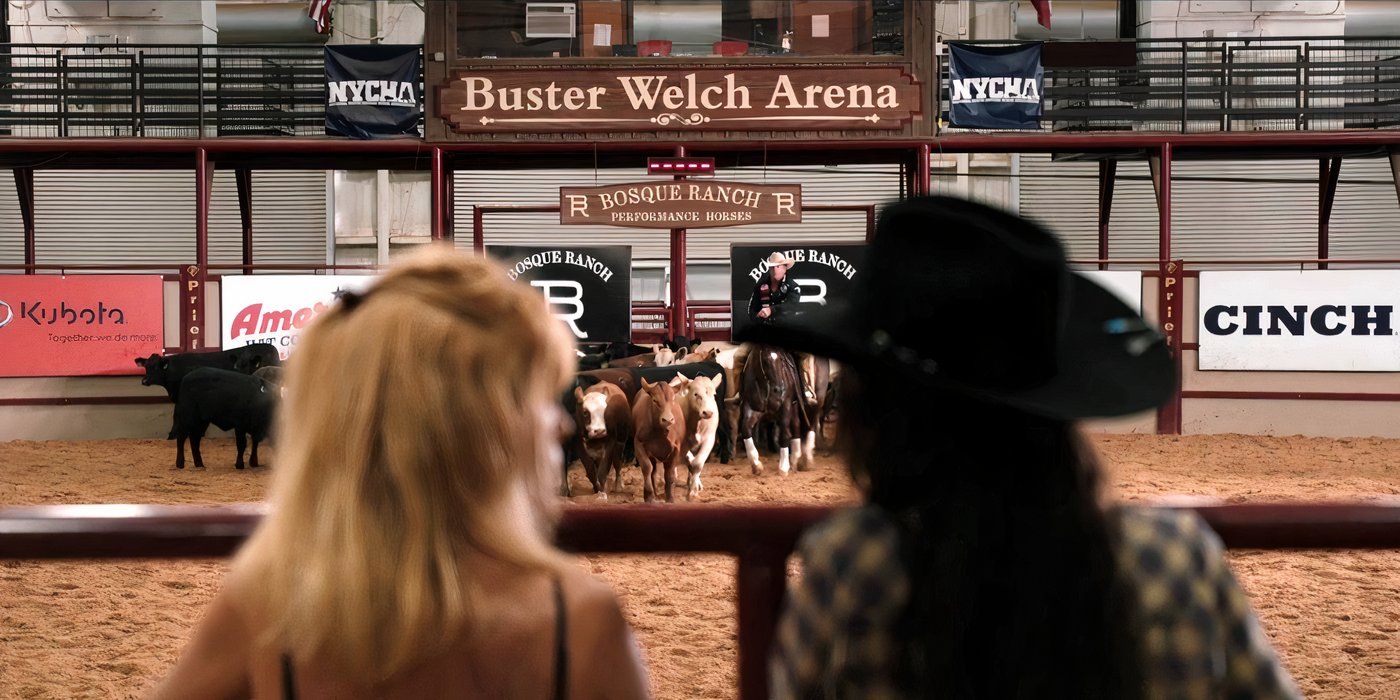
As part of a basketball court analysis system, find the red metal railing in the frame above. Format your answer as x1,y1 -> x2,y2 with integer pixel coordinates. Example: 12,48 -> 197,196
2,502 -> 1398,699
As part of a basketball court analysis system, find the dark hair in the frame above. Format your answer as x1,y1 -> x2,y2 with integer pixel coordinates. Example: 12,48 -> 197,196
840,370 -> 1143,698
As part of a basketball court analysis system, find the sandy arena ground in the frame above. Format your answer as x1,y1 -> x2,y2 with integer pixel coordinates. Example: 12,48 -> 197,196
1,434 -> 1398,699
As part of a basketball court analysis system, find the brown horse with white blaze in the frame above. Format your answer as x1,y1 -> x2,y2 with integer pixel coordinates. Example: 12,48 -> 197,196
734,346 -> 806,475
631,378 -> 686,503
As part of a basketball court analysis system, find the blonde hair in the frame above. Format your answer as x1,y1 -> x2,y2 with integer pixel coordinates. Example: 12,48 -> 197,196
236,245 -> 576,682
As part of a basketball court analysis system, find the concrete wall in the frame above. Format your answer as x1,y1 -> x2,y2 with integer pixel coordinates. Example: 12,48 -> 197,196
1136,0 -> 1345,39
7,0 -> 216,43
1178,275 -> 1400,438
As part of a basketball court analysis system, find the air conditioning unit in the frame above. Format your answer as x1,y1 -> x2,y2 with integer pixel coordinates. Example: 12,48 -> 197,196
526,3 -> 577,39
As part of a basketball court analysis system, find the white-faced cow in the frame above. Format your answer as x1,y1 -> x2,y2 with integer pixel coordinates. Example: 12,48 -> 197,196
572,381 -> 632,500
672,372 -> 722,501
631,378 -> 685,503
172,367 -> 276,470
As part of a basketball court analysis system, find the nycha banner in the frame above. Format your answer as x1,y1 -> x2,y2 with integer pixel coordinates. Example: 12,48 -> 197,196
946,42 -> 1043,130
325,44 -> 422,139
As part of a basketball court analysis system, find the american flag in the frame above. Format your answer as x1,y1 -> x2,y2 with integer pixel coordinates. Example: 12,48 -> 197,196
308,0 -> 332,34
1031,0 -> 1052,29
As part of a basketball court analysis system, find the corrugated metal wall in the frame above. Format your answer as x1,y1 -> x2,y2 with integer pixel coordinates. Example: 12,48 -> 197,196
453,165 -> 900,261
1020,154 -> 1400,264
0,175 -> 20,266
210,171 -> 329,266
0,170 -> 325,268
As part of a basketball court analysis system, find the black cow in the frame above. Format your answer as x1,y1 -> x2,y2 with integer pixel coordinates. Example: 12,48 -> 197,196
172,367 -> 276,470
136,343 -> 280,402
633,360 -> 733,465
137,344 -> 279,439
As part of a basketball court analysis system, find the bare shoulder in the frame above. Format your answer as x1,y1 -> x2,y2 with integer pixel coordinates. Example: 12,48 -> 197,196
557,562 -> 628,626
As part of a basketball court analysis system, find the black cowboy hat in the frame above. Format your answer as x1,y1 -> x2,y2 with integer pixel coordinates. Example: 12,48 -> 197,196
737,196 -> 1174,419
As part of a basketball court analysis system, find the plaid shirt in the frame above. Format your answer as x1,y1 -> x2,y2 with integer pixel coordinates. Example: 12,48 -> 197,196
770,506 -> 1300,699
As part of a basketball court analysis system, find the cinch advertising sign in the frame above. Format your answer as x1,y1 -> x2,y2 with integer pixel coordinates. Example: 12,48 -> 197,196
730,244 -> 866,341
488,246 -> 632,342
0,275 -> 164,377
560,181 -> 802,229
220,275 -> 376,359
1198,270 -> 1400,371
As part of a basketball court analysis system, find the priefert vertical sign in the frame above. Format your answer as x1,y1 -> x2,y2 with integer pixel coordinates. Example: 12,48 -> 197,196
181,264 -> 205,351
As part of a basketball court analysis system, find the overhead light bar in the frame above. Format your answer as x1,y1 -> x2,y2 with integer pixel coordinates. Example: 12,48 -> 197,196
647,157 -> 715,176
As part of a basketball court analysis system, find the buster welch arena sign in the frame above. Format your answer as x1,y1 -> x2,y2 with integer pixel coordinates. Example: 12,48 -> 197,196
439,66 -> 921,133
730,244 -> 867,340
561,181 -> 801,229
488,246 -> 632,342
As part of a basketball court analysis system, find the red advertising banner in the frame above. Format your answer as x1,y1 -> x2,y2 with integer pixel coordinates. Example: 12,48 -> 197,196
0,275 -> 165,377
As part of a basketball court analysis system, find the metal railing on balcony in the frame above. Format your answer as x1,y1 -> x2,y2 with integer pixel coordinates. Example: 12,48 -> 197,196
940,36 -> 1400,133
0,43 -> 421,138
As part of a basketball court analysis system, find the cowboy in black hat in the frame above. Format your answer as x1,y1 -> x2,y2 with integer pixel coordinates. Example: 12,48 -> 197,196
747,251 -> 802,324
750,197 -> 1296,699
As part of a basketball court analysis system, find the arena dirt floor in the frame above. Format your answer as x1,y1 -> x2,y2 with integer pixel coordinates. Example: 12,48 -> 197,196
1,434 -> 1398,699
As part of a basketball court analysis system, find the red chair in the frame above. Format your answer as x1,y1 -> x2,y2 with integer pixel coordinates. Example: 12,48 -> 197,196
713,40 -> 749,57
637,40 -> 672,57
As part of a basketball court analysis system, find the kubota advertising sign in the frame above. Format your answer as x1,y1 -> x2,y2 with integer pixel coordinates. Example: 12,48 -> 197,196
0,275 -> 164,377
220,275 -> 376,359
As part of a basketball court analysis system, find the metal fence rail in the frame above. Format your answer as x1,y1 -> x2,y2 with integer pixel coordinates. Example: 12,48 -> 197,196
941,36 -> 1400,133
3,501 -> 1399,700
0,43 -> 421,138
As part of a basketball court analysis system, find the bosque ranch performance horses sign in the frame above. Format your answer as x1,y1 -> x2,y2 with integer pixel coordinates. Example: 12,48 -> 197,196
730,244 -> 867,340
561,181 -> 801,229
439,67 -> 921,133
488,246 -> 632,342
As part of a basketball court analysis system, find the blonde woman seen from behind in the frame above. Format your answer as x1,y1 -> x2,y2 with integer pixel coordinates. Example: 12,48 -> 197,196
154,247 -> 650,699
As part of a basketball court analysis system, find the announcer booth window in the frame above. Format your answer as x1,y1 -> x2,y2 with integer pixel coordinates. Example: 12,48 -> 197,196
456,1 -> 905,60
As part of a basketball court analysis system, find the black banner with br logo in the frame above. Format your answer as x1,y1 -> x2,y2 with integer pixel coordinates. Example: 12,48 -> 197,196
325,44 -> 422,139
488,245 -> 632,343
730,244 -> 867,341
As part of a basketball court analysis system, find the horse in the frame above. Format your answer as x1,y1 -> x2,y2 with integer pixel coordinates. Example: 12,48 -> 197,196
732,345 -> 807,475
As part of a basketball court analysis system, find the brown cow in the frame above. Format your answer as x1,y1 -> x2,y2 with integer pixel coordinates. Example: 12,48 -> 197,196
607,345 -> 683,369
631,378 -> 686,503
573,381 -> 632,500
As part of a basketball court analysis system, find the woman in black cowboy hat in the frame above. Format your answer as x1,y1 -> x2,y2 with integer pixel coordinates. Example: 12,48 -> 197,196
745,197 -> 1298,699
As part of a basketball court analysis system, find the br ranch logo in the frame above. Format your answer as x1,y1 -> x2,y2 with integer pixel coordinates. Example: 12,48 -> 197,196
439,67 -> 921,133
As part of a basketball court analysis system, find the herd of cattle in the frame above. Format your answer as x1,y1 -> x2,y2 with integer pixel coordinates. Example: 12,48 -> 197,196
566,338 -> 838,502
133,337 -> 839,503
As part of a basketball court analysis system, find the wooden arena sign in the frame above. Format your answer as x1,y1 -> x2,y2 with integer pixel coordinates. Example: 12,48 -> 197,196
439,66 -> 920,133
561,181 -> 802,229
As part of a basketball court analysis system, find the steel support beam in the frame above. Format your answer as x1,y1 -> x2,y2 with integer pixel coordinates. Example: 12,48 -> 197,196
444,164 -> 455,243
670,145 -> 687,341
917,143 -> 931,196
1318,158 -> 1341,270
1097,160 -> 1117,270
430,147 -> 446,241
14,168 -> 35,274
1151,144 -> 1182,435
235,168 -> 253,275
187,148 -> 212,351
